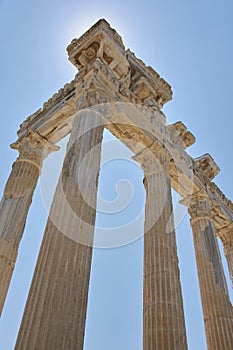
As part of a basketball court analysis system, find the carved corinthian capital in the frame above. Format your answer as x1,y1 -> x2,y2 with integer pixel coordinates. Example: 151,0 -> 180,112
180,190 -> 213,223
4,129 -> 59,198
11,128 -> 59,168
133,141 -> 170,177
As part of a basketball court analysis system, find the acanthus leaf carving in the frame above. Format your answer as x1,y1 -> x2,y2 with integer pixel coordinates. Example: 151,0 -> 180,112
11,128 -> 60,167
133,141 -> 170,176
4,129 -> 59,198
180,190 -> 213,221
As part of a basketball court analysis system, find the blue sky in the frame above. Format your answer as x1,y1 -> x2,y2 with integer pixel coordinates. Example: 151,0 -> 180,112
0,0 -> 233,349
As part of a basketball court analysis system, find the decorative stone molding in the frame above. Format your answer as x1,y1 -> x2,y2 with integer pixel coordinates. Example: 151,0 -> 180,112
11,128 -> 59,168
10,19 -> 233,234
209,182 -> 233,213
4,129 -> 59,198
42,81 -> 76,111
126,49 -> 172,108
133,141 -> 170,176
180,190 -> 213,223
166,121 -> 196,149
67,19 -> 125,57
67,19 -> 172,109
67,19 -> 130,87
76,57 -> 132,101
77,89 -> 108,110
18,81 -> 76,136
194,153 -> 220,181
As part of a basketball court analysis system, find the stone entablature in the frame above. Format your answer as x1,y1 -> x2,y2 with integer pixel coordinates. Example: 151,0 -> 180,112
166,121 -> 196,149
126,49 -> 172,108
13,19 -> 233,239
67,19 -> 130,86
194,153 -> 220,181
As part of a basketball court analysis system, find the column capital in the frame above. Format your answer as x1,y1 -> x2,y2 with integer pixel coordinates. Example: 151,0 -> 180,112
133,141 -> 170,177
180,190 -> 212,223
11,128 -> 60,169
3,129 -> 59,198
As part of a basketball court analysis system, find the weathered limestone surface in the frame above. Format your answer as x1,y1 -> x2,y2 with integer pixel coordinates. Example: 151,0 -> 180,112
0,18 -> 232,350
134,143 -> 187,350
181,191 -> 233,349
14,21 -> 233,244
0,239 -> 17,316
15,110 -> 104,349
0,129 -> 58,315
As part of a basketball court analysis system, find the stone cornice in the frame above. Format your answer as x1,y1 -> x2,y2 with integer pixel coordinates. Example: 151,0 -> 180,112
67,19 -> 130,88
208,182 -> 233,213
126,49 -> 173,108
166,121 -> 195,149
133,141 -> 170,176
67,19 -> 125,62
67,19 -> 172,109
17,78 -> 77,141
194,154 -> 220,181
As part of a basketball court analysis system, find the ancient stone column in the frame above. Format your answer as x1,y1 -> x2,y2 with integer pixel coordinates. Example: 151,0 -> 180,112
15,109 -> 104,350
0,129 -> 58,316
181,191 -> 233,349
134,143 -> 187,350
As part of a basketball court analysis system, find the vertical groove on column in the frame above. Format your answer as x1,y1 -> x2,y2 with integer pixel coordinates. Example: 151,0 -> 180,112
0,238 -> 17,312
143,170 -> 187,350
0,161 -> 40,316
191,214 -> 233,350
0,129 -> 58,316
15,111 -> 104,350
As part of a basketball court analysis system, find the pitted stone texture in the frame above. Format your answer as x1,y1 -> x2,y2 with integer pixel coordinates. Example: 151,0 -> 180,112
184,192 -> 233,349
138,146 -> 187,350
0,238 -> 17,314
0,129 -> 58,315
15,111 -> 104,350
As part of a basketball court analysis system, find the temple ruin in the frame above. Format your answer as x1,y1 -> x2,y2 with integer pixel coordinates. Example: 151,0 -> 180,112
0,19 -> 233,349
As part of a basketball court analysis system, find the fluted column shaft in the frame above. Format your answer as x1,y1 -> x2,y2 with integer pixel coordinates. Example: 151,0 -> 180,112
135,144 -> 187,350
15,110 -> 104,350
184,192 -> 233,349
0,129 -> 58,315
